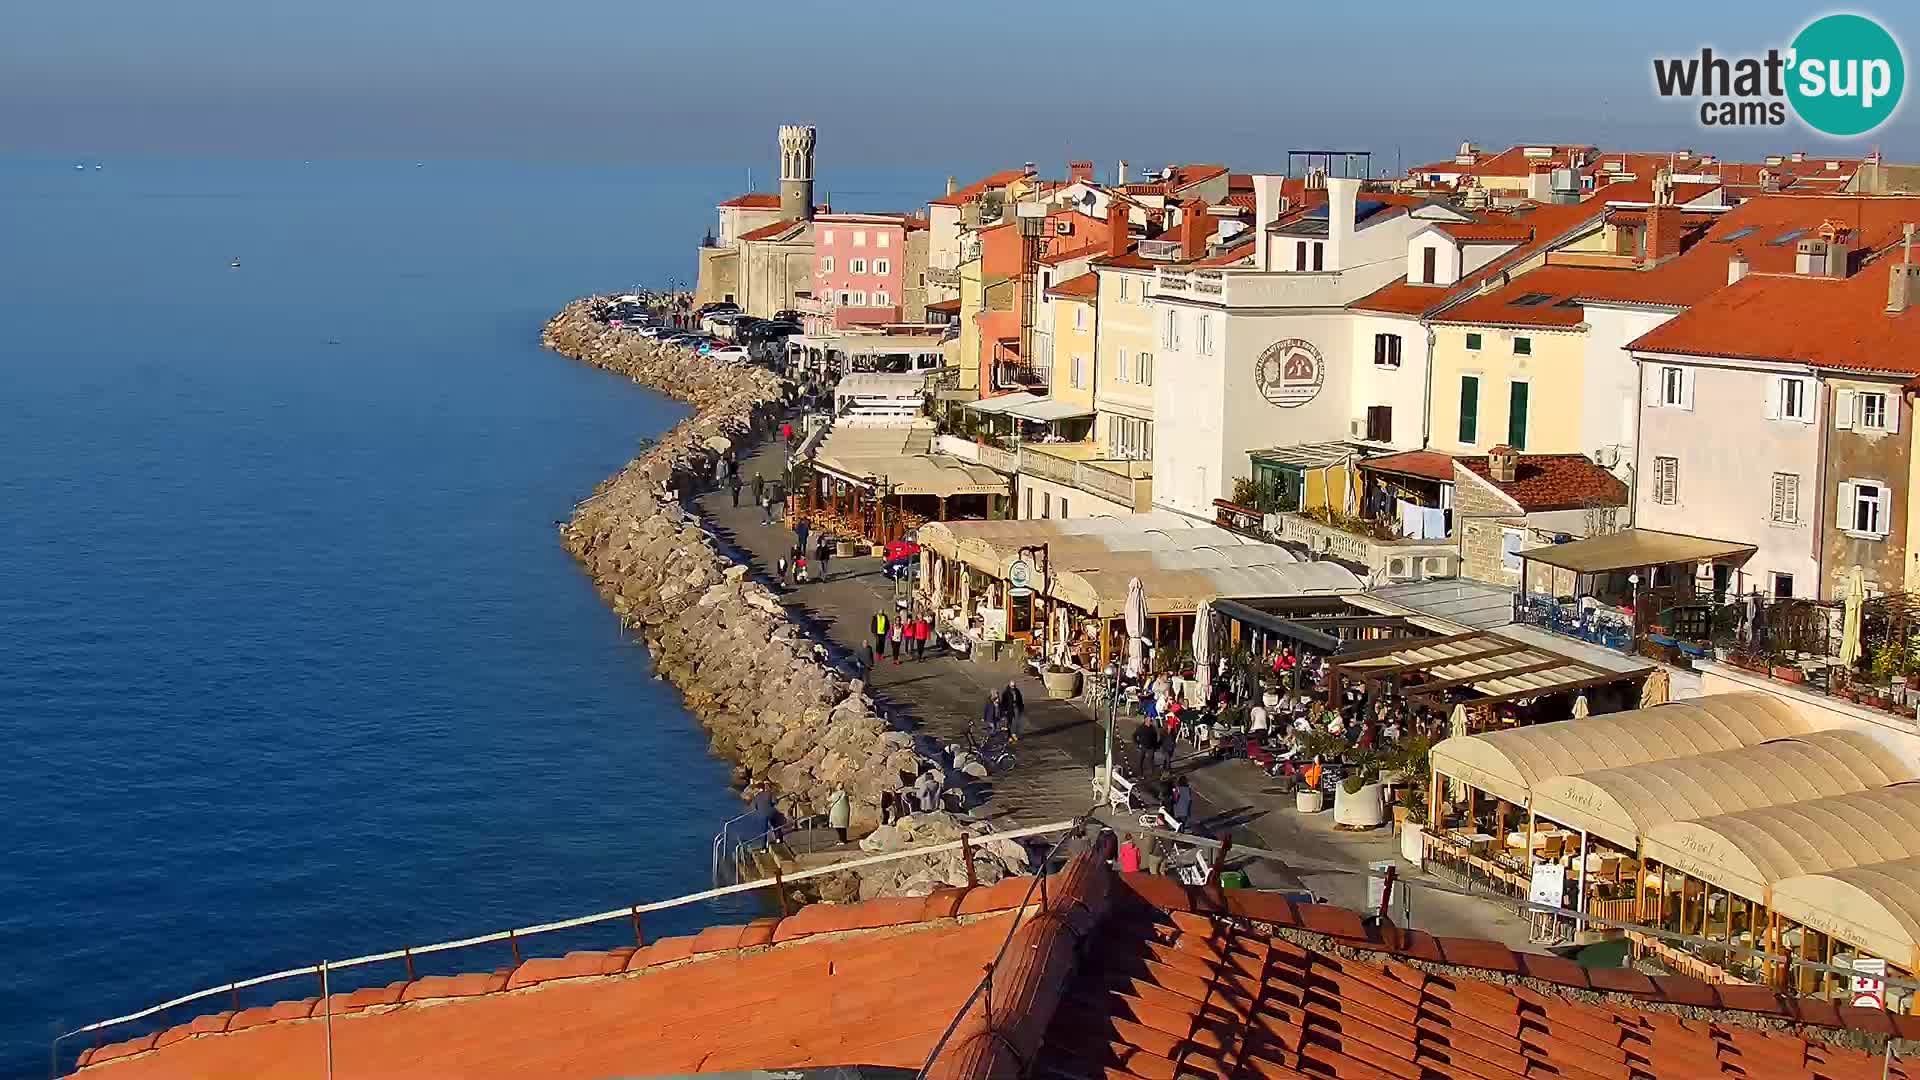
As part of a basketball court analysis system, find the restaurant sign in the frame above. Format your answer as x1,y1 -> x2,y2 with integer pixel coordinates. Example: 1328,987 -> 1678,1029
1850,956 -> 1887,1009
1255,338 -> 1326,408
1008,559 -> 1033,598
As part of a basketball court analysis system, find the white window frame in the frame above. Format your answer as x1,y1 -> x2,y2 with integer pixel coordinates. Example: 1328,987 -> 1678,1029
872,290 -> 889,306
877,232 -> 890,249
1163,309 -> 1179,349
1071,355 -> 1086,388
1840,478 -> 1891,539
1771,571 -> 1795,599
849,290 -> 866,306
838,291 -> 851,305
850,258 -> 866,274
1652,455 -> 1679,505
1769,472 -> 1800,525
1374,333 -> 1402,369
1118,275 -> 1129,300
1657,365 -> 1693,410
852,231 -> 867,247
1137,351 -> 1153,385
1115,348 -> 1130,383
1768,375 -> 1813,423
1840,388 -> 1895,433
1198,314 -> 1213,356
1075,305 -> 1086,330
821,229 -> 834,243
820,255 -> 833,273
873,258 -> 890,275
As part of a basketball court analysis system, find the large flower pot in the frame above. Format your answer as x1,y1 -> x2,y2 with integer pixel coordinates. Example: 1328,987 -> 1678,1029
835,540 -> 862,558
1334,782 -> 1387,829
1041,668 -> 1082,699
1295,789 -> 1325,814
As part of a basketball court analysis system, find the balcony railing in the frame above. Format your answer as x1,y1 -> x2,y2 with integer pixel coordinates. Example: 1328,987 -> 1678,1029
1137,238 -> 1183,261
1017,446 -> 1146,509
926,266 -> 960,288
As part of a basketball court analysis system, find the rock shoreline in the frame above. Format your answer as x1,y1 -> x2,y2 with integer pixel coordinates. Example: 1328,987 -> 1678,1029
541,298 -> 1028,899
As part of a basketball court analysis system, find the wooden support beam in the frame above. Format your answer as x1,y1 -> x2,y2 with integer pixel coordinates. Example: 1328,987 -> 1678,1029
1404,659 -> 1578,697
1353,643 -> 1533,681
1328,630 -> 1486,666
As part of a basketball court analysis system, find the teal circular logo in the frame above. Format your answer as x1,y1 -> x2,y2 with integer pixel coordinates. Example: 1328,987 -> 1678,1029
1788,14 -> 1905,136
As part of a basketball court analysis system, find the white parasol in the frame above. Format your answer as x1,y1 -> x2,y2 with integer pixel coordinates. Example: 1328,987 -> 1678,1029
1192,600 -> 1213,705
1840,566 -> 1866,669
1571,693 -> 1590,719
1125,577 -> 1146,678
1446,703 -> 1469,801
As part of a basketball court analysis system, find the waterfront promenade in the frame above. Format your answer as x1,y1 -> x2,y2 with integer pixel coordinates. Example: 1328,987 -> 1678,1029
697,436 -> 1537,950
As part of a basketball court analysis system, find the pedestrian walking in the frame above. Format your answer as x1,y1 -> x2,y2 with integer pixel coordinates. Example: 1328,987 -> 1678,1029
752,473 -> 765,504
781,420 -> 794,447
777,554 -> 792,584
1118,833 -> 1143,873
795,518 -> 811,554
728,472 -> 742,508
1169,775 -> 1195,831
759,494 -> 773,526
888,619 -> 904,663
915,768 -> 942,813
870,610 -> 890,663
816,536 -> 833,581
913,614 -> 930,660
981,693 -> 1001,740
828,785 -> 851,844
878,789 -> 897,827
998,680 -> 1026,743
1132,721 -> 1160,779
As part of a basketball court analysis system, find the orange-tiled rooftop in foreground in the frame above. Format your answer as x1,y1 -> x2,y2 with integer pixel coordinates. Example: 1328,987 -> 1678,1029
75,856 -> 1918,1079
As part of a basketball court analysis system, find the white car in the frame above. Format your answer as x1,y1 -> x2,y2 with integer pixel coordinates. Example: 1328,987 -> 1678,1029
708,346 -> 750,363
700,312 -> 742,335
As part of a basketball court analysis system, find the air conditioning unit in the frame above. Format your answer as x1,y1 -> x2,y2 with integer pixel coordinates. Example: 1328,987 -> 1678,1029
1349,417 -> 1367,438
1420,553 -> 1457,579
1594,445 -> 1621,469
1384,555 -> 1419,582
1054,220 -> 1073,236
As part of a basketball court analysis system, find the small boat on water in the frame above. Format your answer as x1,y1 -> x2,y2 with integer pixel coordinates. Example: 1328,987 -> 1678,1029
229,258 -> 242,269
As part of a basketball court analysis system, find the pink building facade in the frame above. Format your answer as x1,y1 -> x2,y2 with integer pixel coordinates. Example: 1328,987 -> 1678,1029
809,214 -> 910,333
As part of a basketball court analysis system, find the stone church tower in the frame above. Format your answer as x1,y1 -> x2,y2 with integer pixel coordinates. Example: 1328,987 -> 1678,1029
778,125 -> 816,222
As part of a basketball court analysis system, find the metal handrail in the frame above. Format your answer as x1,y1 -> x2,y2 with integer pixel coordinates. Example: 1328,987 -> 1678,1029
52,818 -> 1079,1073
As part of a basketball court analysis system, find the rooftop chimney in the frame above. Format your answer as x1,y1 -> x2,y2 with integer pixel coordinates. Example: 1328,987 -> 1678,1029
1527,164 -> 1552,203
1251,174 -> 1285,271
1326,176 -> 1360,270
1488,445 -> 1519,483
1792,151 -> 1807,163
1117,160 -> 1129,185
945,176 -> 957,197
1179,199 -> 1209,259
1646,204 -> 1684,263
1022,162 -> 1037,176
1728,249 -> 1751,285
1068,160 -> 1094,185
1888,224 -> 1918,315
1106,199 -> 1130,257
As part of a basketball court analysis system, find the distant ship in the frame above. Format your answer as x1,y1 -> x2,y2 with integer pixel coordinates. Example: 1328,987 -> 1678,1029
230,258 -> 242,269
94,164 -> 102,170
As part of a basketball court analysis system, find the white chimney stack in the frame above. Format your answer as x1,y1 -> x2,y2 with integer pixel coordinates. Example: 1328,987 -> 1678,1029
1728,249 -> 1751,286
1251,174 -> 1285,271
1325,176 -> 1361,271
1117,160 -> 1129,185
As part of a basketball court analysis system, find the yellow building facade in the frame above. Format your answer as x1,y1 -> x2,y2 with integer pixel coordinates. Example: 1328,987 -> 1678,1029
1427,324 -> 1588,455
1091,263 -> 1158,460
1046,288 -> 1098,413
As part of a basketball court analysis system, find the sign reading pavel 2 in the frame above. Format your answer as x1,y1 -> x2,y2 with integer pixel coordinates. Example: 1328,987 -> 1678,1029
1255,339 -> 1326,408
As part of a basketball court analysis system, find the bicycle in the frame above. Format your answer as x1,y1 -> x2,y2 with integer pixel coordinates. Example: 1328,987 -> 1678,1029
964,720 -> 1017,773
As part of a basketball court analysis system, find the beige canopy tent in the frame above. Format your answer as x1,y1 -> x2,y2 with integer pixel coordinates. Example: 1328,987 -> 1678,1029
1429,692 -> 1809,811
1529,729 -> 1917,849
1516,528 -> 1756,574
1644,783 -> 1920,904
811,424 -> 1006,498
1056,562 -> 1361,617
1771,857 -> 1920,976
1334,632 -> 1649,710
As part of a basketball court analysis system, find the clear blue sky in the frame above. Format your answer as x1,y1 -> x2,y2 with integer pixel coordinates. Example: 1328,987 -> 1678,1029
4,1 -> 1913,172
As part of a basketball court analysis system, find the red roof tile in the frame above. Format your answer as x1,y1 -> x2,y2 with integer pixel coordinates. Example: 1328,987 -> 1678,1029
1046,270 -> 1099,299
929,168 -> 1030,207
738,219 -> 805,243
1456,453 -> 1628,512
1630,259 -> 1920,374
718,192 -> 782,209
1359,450 -> 1455,482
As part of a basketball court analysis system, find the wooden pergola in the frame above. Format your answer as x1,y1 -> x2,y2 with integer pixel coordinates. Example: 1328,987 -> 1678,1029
1326,630 -> 1652,713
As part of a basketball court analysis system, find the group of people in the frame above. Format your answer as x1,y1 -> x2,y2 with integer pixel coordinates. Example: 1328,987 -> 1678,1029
867,607 -> 935,670
876,767 -> 947,826
980,678 -> 1025,743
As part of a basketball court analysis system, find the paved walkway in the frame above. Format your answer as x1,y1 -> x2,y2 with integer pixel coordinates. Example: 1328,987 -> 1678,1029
694,435 -> 1538,951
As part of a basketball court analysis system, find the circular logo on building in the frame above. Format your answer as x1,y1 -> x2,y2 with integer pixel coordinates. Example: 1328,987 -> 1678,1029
1007,559 -> 1032,597
1255,339 -> 1326,408
1788,14 -> 1905,136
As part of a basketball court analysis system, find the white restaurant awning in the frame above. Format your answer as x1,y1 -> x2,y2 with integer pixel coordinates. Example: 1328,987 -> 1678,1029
964,392 -> 1045,416
1643,782 -> 1920,904
1002,398 -> 1095,423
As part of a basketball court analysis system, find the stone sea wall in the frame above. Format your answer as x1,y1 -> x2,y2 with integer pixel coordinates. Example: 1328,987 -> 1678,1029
541,299 -> 1027,898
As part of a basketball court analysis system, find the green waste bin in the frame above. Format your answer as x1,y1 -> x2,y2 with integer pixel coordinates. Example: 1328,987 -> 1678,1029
1218,870 -> 1249,889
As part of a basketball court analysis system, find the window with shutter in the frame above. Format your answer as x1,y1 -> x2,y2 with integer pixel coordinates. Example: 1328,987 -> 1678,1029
1459,376 -> 1479,444
1508,382 -> 1529,450
1770,472 -> 1800,524
1653,456 -> 1679,504
1660,366 -> 1686,407
1366,406 -> 1392,443
1860,392 -> 1890,431
1422,247 -> 1437,284
1312,242 -> 1324,271
1295,242 -> 1307,271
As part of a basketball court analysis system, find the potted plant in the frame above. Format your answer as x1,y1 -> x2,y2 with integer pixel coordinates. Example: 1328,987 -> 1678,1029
1872,640 -> 1903,689
1905,635 -> 1920,689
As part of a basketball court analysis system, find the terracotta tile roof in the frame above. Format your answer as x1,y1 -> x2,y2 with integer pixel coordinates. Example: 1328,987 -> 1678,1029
1359,449 -> 1456,482
1037,239 -> 1109,266
83,856 -> 1920,1080
929,168 -> 1030,207
1221,192 -> 1258,213
1045,270 -> 1099,299
718,192 -> 782,209
1195,238 -> 1256,267
738,219 -> 805,242
1348,200 -> 1611,318
927,298 -> 961,313
1409,144 -> 1598,181
1456,452 -> 1629,511
1167,163 -> 1229,190
1438,220 -> 1538,243
1630,259 -> 1920,374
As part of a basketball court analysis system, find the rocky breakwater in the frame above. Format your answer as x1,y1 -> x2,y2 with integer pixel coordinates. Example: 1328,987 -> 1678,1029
542,298 -> 1031,899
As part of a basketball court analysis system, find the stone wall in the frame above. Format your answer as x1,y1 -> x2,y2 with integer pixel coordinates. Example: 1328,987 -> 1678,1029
542,298 -> 1026,897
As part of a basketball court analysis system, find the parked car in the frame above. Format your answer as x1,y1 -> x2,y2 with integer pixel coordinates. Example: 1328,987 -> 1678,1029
696,301 -> 740,318
636,323 -> 676,339
772,308 -> 804,324
708,346 -> 750,363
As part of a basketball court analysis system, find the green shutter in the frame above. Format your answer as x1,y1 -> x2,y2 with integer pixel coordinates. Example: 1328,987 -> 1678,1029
1465,332 -> 1482,350
1459,376 -> 1479,444
1514,336 -> 1532,355
1509,382 -> 1529,450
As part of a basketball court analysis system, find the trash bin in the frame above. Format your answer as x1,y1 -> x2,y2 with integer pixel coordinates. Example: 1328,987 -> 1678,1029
1218,870 -> 1249,890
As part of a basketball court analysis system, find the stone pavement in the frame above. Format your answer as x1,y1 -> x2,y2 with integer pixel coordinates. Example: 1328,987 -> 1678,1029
696,435 -> 1538,951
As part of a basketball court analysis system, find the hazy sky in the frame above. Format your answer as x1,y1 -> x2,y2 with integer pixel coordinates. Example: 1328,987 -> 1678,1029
4,2 -> 1914,174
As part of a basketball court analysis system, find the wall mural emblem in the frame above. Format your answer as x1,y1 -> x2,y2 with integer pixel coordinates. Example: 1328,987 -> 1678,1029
1254,338 -> 1326,408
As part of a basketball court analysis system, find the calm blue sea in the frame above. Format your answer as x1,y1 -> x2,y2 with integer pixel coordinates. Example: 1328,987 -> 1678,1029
0,157 -> 937,1076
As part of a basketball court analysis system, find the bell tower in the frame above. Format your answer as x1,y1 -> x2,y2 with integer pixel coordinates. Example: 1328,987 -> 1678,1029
778,125 -> 816,222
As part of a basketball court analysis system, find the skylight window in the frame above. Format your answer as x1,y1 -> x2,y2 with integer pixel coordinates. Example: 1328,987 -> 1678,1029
1767,228 -> 1809,246
1509,292 -> 1555,307
1552,297 -> 1582,308
1715,226 -> 1760,243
